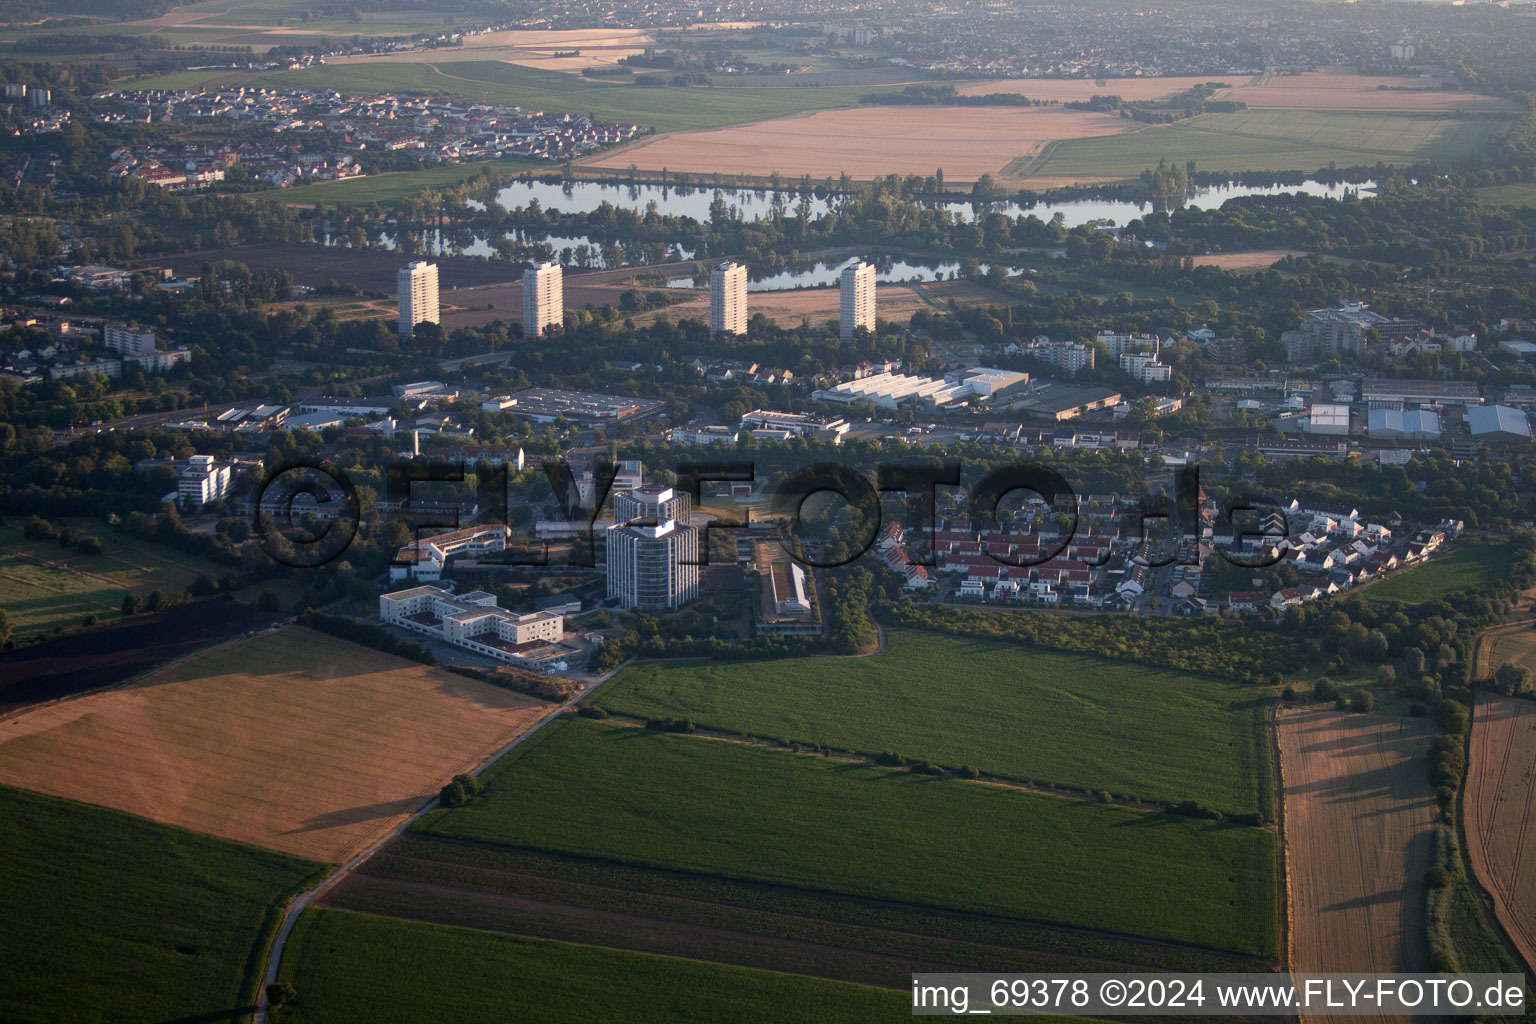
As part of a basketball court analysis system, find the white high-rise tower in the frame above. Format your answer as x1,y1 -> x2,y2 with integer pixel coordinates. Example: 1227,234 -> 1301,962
397,261 -> 439,341
710,261 -> 748,338
839,260 -> 876,341
523,261 -> 564,337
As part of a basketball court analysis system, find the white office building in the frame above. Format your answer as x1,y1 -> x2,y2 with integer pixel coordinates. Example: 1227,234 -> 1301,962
178,455 -> 232,508
523,260 -> 564,337
104,323 -> 157,358
840,260 -> 876,341
390,524 -> 510,581
380,586 -> 565,666
614,484 -> 691,526
709,261 -> 749,337
606,512 -> 699,611
397,261 -> 440,341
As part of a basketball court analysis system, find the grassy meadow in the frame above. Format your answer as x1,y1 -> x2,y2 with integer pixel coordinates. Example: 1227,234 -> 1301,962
1357,542 -> 1511,606
416,718 -> 1278,955
0,785 -> 326,1023
1027,110 -> 1507,181
278,908 -> 914,1023
0,522 -> 231,638
600,628 -> 1270,812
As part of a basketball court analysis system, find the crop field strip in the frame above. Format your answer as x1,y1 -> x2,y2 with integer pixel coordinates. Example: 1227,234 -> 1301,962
320,833 -> 1273,984
277,907 -> 927,1024
599,628 -> 1271,814
414,717 -> 1278,957
1465,691 -> 1536,973
0,784 -> 326,1023
1278,708 -> 1437,1024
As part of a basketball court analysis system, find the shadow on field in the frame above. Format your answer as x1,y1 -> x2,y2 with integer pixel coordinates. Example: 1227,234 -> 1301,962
282,796 -> 424,835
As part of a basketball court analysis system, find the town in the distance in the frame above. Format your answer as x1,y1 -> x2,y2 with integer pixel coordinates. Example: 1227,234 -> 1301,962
1,0 -> 1534,1022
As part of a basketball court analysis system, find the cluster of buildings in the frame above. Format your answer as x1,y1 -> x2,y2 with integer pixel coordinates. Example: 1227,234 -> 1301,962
0,315 -> 193,383
4,82 -> 68,136
706,259 -> 876,341
107,142 -> 359,191
868,485 -> 1459,617
92,86 -> 646,188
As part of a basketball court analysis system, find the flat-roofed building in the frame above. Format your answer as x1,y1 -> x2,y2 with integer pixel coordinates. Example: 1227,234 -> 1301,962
839,260 -> 876,341
709,261 -> 748,338
522,260 -> 564,337
397,261 -> 439,341
1361,378 -> 1482,410
1305,403 -> 1352,436
104,323 -> 157,357
389,523 -> 510,581
379,585 -> 565,665
177,454 -> 231,508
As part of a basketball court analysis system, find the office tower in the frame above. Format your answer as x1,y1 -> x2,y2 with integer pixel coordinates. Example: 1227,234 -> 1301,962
709,261 -> 748,338
523,260 -> 564,337
840,260 -> 876,341
605,518 -> 700,611
614,485 -> 691,526
397,261 -> 439,341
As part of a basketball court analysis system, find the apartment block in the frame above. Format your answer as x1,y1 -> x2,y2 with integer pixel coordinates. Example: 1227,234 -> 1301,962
397,261 -> 439,341
839,260 -> 876,341
709,261 -> 748,337
523,260 -> 564,337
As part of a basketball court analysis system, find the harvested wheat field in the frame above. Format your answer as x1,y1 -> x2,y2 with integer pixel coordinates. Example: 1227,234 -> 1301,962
1217,69 -> 1514,113
1466,691 -> 1536,972
1192,249 -> 1305,271
1473,618 -> 1536,680
580,107 -> 1132,183
1279,708 -> 1437,1021
0,627 -> 552,863
956,75 -> 1223,102
322,29 -> 654,72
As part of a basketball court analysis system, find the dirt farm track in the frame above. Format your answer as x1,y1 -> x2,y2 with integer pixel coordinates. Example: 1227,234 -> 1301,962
1465,691 -> 1536,974
1278,708 -> 1437,1024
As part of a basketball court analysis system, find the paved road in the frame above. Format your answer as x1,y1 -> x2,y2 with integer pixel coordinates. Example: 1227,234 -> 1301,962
251,659 -> 630,1023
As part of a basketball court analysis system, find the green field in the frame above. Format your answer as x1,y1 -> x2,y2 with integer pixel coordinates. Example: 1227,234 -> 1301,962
601,629 -> 1268,812
0,522 -> 232,637
416,718 -> 1278,955
1478,182 -> 1536,208
1357,541 -> 1511,606
278,908 -> 913,1023
253,60 -> 892,133
0,785 -> 326,1023
1026,110 -> 1507,180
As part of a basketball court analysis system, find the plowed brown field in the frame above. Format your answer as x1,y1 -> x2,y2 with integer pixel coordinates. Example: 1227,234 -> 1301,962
578,107 -> 1132,184
1279,708 -> 1437,1024
1466,691 -> 1536,973
0,626 -> 552,863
